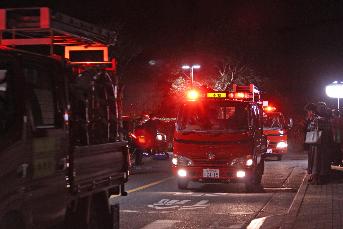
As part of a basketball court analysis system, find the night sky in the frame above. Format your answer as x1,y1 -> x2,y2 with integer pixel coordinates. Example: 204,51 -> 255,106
2,0 -> 343,115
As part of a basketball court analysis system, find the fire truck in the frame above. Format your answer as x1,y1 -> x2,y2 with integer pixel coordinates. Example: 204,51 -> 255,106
172,84 -> 267,191
262,103 -> 292,160
0,8 -> 128,229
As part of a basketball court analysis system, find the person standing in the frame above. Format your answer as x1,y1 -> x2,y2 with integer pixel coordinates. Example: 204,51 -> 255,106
331,109 -> 343,166
304,103 -> 317,177
310,102 -> 333,184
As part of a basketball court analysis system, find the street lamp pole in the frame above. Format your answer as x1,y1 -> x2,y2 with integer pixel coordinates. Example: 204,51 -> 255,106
182,64 -> 200,85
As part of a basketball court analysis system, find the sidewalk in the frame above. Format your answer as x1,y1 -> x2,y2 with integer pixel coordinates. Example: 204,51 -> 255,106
281,166 -> 343,229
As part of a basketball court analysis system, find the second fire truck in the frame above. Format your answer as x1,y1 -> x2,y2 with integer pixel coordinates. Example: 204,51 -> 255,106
262,103 -> 292,160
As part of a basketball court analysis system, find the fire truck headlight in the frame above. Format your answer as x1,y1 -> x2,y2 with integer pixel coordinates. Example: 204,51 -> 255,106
276,142 -> 287,149
178,169 -> 187,177
236,170 -> 246,178
231,156 -> 253,167
172,156 -> 193,166
246,159 -> 253,166
278,130 -> 284,135
156,134 -> 163,141
172,157 -> 178,165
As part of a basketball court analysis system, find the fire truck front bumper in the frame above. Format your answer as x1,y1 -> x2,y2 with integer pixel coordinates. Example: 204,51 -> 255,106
172,166 -> 255,183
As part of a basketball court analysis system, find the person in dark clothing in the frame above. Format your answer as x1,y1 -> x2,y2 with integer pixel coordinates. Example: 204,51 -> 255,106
304,103 -> 317,176
306,102 -> 333,184
331,109 -> 343,166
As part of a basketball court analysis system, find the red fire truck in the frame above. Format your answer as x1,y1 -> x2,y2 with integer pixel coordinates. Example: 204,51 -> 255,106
262,103 -> 292,160
172,84 -> 267,191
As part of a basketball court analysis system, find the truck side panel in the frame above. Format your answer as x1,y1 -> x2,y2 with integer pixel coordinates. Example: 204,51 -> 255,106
71,142 -> 128,194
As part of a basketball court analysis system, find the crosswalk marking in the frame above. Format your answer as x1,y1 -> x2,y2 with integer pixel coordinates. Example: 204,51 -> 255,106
141,220 -> 181,229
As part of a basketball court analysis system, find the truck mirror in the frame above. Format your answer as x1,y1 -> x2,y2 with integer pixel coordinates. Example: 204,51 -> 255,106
0,69 -> 7,92
288,118 -> 293,129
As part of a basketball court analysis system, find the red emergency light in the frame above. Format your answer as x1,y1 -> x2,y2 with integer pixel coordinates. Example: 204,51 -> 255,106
228,92 -> 251,99
186,89 -> 200,101
264,106 -> 277,112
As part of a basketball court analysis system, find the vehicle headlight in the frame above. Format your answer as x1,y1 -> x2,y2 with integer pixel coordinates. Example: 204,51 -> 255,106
172,155 -> 193,166
276,142 -> 287,148
156,134 -> 163,141
246,159 -> 253,166
156,133 -> 166,141
231,156 -> 253,167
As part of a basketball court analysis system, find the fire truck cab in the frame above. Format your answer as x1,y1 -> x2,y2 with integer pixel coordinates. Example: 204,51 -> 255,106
172,84 -> 267,191
262,104 -> 291,160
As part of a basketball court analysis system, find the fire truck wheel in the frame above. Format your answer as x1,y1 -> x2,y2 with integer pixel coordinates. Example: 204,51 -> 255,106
245,161 -> 264,192
258,159 -> 265,178
177,179 -> 189,190
276,155 -> 282,161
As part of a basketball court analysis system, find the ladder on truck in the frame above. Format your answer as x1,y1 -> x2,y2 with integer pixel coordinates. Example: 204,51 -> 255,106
0,7 -> 116,68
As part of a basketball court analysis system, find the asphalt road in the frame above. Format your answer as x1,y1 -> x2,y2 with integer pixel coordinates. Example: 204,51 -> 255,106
110,153 -> 307,229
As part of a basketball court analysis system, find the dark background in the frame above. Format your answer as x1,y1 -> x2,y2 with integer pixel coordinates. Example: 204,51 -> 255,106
2,0 -> 343,117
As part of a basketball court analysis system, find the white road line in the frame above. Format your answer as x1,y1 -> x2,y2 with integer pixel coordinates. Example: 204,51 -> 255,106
246,216 -> 267,229
263,187 -> 295,191
229,225 -> 244,229
141,220 -> 181,229
120,210 -> 140,213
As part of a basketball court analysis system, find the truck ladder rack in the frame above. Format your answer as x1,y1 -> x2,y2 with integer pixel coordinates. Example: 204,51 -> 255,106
0,7 -> 116,47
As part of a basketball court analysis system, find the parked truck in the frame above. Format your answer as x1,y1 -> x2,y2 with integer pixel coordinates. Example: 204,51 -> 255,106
0,7 -> 128,229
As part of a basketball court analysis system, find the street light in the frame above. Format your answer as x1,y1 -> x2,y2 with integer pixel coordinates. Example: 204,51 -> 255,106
325,81 -> 343,110
182,64 -> 200,84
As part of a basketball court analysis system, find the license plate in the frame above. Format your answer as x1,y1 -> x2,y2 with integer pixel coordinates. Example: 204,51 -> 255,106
267,149 -> 272,154
203,169 -> 219,178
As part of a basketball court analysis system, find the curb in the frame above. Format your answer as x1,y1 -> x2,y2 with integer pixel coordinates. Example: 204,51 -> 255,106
280,174 -> 308,229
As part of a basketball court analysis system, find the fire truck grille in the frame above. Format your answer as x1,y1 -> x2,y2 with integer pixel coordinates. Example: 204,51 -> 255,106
268,142 -> 277,147
193,159 -> 230,167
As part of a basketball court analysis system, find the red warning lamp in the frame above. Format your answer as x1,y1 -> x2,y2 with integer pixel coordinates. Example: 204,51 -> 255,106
186,89 -> 200,101
228,92 -> 250,99
236,92 -> 246,99
137,136 -> 146,144
264,106 -> 276,112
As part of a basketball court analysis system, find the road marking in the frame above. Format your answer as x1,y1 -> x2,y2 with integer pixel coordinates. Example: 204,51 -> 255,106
121,210 -> 140,213
141,220 -> 181,229
263,187 -> 296,192
173,192 -> 229,197
246,216 -> 267,229
127,177 -> 173,194
148,199 -> 209,210
229,225 -> 244,229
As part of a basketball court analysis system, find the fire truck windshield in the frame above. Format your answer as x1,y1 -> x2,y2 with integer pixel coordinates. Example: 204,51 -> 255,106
177,101 -> 249,133
263,113 -> 285,130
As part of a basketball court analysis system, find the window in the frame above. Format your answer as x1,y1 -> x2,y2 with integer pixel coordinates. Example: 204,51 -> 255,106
24,65 -> 56,128
263,113 -> 285,130
70,70 -> 119,145
177,101 -> 248,132
0,63 -> 16,134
